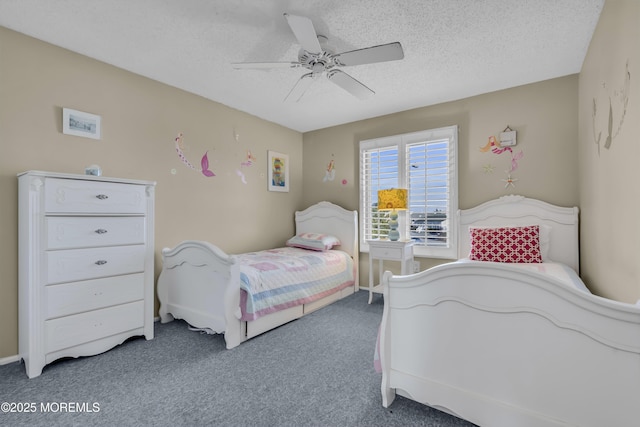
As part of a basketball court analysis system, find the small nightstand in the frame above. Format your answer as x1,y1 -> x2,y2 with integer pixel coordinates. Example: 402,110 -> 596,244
367,239 -> 414,304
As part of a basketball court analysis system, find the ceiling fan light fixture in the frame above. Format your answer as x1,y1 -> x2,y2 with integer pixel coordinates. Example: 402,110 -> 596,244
311,62 -> 325,75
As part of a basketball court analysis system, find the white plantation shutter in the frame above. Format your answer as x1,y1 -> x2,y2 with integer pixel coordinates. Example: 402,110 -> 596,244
360,143 -> 399,241
360,126 -> 458,258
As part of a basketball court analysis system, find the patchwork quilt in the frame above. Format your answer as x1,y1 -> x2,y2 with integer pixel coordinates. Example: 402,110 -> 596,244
236,247 -> 355,321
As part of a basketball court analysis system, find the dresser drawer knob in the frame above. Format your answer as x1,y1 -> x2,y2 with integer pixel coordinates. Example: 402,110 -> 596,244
96,194 -> 109,200
95,260 -> 108,265
94,229 -> 108,234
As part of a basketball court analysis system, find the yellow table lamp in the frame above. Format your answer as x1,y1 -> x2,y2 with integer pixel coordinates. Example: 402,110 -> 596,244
378,188 -> 408,241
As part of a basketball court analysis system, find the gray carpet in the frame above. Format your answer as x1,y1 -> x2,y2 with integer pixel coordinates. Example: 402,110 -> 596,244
0,291 -> 476,426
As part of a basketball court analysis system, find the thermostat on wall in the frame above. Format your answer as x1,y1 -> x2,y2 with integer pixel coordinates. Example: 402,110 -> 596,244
500,130 -> 517,147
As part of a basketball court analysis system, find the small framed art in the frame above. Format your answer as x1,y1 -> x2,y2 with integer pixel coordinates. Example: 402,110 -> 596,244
267,150 -> 289,192
63,108 -> 101,140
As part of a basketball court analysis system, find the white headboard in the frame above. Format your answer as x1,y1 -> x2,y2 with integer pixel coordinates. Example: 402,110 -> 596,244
458,195 -> 579,272
294,201 -> 359,281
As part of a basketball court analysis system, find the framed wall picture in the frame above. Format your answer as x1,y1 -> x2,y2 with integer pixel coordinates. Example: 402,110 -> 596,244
62,108 -> 101,140
267,150 -> 289,192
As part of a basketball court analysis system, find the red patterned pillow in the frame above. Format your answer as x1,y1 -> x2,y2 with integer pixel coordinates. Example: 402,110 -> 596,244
469,225 -> 543,263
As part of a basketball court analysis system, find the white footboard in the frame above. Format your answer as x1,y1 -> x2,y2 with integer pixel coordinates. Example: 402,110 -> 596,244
380,262 -> 640,427
157,240 -> 242,349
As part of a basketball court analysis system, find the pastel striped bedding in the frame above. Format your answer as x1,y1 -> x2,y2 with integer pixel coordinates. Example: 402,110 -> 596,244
236,247 -> 355,321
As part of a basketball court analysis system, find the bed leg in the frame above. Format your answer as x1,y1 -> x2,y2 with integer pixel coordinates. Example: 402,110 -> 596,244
224,336 -> 240,349
159,311 -> 174,324
223,318 -> 242,349
157,269 -> 173,323
382,384 -> 396,408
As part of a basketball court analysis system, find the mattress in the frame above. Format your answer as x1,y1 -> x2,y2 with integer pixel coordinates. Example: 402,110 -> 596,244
457,259 -> 591,294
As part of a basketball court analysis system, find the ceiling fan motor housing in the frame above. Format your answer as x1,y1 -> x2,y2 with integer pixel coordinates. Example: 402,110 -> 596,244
298,36 -> 336,73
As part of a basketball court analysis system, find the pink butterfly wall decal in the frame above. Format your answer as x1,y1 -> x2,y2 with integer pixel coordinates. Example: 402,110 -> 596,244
201,151 -> 215,177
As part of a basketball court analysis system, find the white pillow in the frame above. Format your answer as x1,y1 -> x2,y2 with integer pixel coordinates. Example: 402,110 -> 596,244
538,224 -> 551,261
286,233 -> 341,251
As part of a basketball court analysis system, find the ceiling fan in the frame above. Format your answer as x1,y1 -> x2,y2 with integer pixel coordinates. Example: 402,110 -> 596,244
232,13 -> 404,102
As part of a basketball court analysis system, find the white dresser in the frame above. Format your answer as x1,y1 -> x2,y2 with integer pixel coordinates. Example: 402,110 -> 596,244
18,171 -> 155,378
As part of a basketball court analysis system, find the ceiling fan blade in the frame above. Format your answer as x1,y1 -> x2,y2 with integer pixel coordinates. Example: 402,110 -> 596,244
284,13 -> 322,54
327,69 -> 374,100
284,72 -> 316,102
232,62 -> 301,69
334,42 -> 404,66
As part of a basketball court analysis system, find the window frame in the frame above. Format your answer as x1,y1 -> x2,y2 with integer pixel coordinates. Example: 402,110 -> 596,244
359,125 -> 459,259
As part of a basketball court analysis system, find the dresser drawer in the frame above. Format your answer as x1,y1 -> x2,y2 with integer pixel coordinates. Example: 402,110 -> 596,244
47,217 -> 145,249
47,245 -> 145,284
45,301 -> 144,353
370,246 -> 403,259
46,273 -> 144,319
44,178 -> 147,214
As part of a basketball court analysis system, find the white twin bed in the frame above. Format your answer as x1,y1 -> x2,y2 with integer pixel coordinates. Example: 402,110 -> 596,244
157,201 -> 358,349
379,195 -> 640,426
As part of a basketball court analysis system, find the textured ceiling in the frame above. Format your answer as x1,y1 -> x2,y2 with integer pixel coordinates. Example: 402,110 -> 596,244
0,0 -> 604,132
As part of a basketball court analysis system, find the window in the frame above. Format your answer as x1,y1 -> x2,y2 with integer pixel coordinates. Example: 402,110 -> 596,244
359,126 -> 458,259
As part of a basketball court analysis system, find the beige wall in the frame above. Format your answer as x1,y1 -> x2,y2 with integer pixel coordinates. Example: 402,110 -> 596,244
578,0 -> 640,303
303,76 -> 580,283
0,27 -> 303,358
